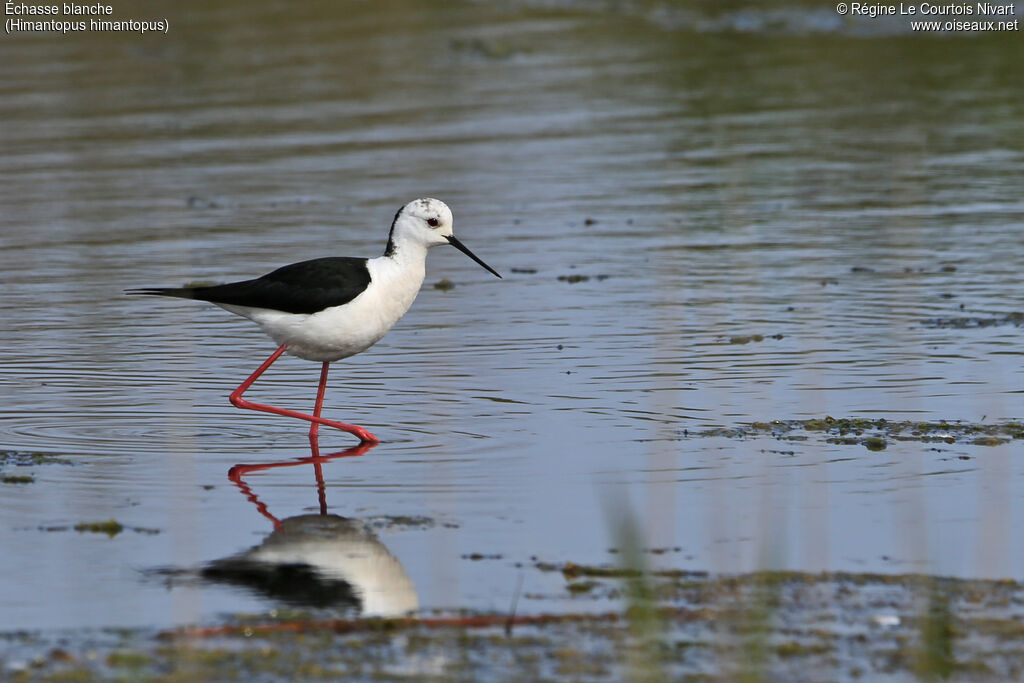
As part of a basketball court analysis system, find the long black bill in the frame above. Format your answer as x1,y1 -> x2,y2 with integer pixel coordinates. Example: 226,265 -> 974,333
446,235 -> 502,278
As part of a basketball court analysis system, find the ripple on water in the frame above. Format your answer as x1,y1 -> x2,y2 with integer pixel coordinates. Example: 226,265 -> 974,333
0,411 -> 282,457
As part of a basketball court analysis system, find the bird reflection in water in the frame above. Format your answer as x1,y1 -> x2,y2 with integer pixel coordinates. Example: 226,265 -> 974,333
203,441 -> 419,617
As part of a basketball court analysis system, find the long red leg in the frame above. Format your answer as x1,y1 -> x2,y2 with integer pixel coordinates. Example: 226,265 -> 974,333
229,344 -> 379,443
308,361 -> 330,443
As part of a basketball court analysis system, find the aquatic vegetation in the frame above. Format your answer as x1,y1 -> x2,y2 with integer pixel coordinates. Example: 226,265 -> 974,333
730,334 -> 764,344
10,568 -> 1024,681
922,312 -> 1024,329
692,417 -> 1023,449
0,451 -> 73,468
74,519 -> 124,538
39,521 -> 159,537
433,278 -> 456,291
0,451 -> 72,487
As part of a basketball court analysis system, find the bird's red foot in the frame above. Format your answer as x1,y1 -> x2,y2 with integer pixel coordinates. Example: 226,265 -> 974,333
309,419 -> 378,444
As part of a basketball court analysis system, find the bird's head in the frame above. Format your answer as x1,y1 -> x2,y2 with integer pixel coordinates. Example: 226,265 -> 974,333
399,197 -> 455,244
388,198 -> 501,278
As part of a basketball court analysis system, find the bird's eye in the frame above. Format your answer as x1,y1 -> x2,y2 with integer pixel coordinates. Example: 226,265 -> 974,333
427,217 -> 440,228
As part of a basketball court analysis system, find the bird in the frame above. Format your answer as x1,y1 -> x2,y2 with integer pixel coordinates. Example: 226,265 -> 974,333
129,198 -> 501,444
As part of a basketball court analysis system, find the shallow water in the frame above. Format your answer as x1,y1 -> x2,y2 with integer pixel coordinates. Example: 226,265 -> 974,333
1,0 -> 1023,630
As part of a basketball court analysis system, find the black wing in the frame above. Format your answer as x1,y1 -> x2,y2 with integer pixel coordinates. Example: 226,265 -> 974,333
128,257 -> 372,315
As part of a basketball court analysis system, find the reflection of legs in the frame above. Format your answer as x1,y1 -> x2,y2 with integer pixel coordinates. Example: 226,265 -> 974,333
229,344 -> 379,444
228,441 -> 376,527
313,460 -> 327,515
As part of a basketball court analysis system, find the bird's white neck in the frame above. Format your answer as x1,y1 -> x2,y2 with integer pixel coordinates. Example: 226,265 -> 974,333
383,231 -> 430,270
364,230 -> 428,338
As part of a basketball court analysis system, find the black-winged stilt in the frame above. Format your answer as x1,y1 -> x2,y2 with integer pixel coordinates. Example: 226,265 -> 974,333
129,198 -> 501,444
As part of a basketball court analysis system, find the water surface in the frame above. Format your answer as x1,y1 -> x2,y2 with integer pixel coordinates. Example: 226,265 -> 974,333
1,0 -> 1023,630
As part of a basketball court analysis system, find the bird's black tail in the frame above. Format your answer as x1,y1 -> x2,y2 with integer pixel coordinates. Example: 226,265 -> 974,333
125,287 -> 200,299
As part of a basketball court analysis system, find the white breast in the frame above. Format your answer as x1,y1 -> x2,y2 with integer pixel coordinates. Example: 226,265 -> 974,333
219,255 -> 426,363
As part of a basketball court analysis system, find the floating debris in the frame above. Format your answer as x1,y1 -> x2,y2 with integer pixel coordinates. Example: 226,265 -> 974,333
557,274 -> 610,284
433,278 -> 455,291
723,333 -> 783,344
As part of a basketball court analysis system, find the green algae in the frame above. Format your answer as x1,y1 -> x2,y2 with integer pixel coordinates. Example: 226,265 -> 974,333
863,436 -> 887,451
106,651 -> 150,668
566,580 -> 599,594
972,436 -> 1009,447
776,640 -> 833,658
0,451 -> 73,468
0,452 -> 73,490
560,562 -> 642,580
73,519 -> 123,538
40,523 -> 159,537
